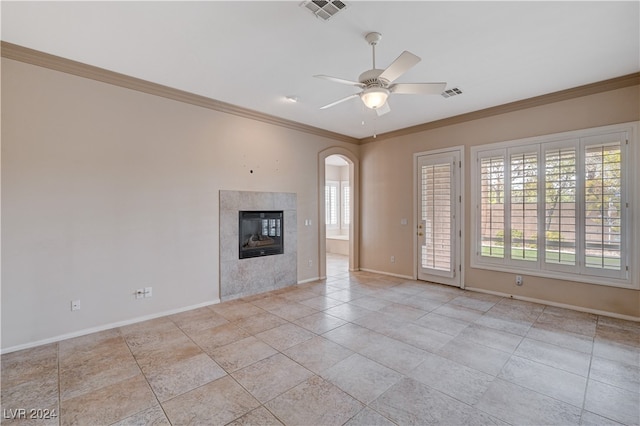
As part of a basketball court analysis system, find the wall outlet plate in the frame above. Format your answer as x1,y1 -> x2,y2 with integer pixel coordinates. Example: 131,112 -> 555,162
71,300 -> 81,311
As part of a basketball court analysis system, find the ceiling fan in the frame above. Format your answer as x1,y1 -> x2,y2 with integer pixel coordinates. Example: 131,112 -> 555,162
315,32 -> 446,116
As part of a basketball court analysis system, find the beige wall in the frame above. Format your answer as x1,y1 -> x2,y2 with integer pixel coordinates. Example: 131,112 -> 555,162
1,58 -> 358,350
2,54 -> 638,352
360,85 -> 640,318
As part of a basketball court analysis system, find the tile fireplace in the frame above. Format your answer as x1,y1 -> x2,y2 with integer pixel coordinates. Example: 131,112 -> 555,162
219,191 -> 297,301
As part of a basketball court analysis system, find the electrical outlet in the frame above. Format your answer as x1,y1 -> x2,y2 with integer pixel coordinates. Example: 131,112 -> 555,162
308,259 -> 313,267
135,288 -> 145,299
144,287 -> 152,298
71,300 -> 81,311
515,275 -> 523,286
390,256 -> 395,263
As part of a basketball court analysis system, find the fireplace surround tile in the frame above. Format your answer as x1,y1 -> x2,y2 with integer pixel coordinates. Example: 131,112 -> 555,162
219,191 -> 297,301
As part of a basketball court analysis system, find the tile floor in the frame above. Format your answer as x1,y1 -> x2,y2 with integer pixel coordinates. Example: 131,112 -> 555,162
2,254 -> 639,425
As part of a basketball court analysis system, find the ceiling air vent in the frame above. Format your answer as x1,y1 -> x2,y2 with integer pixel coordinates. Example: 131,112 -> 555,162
441,87 -> 463,98
301,0 -> 347,21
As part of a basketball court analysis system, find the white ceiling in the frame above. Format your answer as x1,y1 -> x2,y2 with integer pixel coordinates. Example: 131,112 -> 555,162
326,154 -> 349,166
2,1 -> 639,139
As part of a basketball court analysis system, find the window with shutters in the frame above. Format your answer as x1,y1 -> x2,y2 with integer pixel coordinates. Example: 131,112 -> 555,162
544,143 -> 577,271
342,183 -> 351,227
511,150 -> 539,263
582,134 -> 624,276
325,182 -> 338,228
479,153 -> 505,261
471,123 -> 636,289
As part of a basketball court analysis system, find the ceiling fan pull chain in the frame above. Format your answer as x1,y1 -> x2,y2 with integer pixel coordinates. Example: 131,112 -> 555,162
373,112 -> 377,138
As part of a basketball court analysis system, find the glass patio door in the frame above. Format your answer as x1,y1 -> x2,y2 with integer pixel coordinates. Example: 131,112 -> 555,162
417,150 -> 462,287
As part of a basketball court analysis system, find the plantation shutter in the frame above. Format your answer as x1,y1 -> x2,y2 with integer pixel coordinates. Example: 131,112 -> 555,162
479,153 -> 505,260
342,184 -> 350,226
325,183 -> 338,226
582,132 -> 626,279
544,144 -> 577,270
421,162 -> 453,271
509,151 -> 539,262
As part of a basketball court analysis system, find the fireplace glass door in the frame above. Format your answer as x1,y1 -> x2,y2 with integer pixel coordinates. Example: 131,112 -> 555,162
239,211 -> 284,259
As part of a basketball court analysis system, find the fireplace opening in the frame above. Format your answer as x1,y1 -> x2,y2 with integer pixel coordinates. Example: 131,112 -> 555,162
239,211 -> 284,259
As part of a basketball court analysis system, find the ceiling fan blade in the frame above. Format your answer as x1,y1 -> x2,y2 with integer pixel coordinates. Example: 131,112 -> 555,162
390,82 -> 447,95
314,75 -> 365,88
320,93 -> 360,109
375,102 -> 391,116
378,51 -> 421,84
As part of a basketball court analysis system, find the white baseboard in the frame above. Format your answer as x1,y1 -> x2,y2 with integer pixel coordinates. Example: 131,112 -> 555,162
359,268 -> 414,280
297,276 -> 321,285
465,287 -> 640,322
1,300 -> 220,354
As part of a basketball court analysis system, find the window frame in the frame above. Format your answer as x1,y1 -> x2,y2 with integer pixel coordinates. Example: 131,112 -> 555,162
471,122 -> 637,289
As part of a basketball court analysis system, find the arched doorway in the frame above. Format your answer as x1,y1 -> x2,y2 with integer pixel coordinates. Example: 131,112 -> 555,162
318,147 -> 359,279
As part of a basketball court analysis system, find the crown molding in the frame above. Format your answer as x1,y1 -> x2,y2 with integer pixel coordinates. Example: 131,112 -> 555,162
1,41 -> 359,145
359,72 -> 640,144
3,42 -> 637,146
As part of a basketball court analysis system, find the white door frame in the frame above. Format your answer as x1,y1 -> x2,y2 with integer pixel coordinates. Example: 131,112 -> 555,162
413,146 -> 465,288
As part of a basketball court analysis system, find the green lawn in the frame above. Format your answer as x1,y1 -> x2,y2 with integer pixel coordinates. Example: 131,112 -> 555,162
481,245 -> 621,268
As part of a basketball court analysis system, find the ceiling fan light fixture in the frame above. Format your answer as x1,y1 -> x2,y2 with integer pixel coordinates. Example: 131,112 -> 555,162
360,87 -> 389,109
